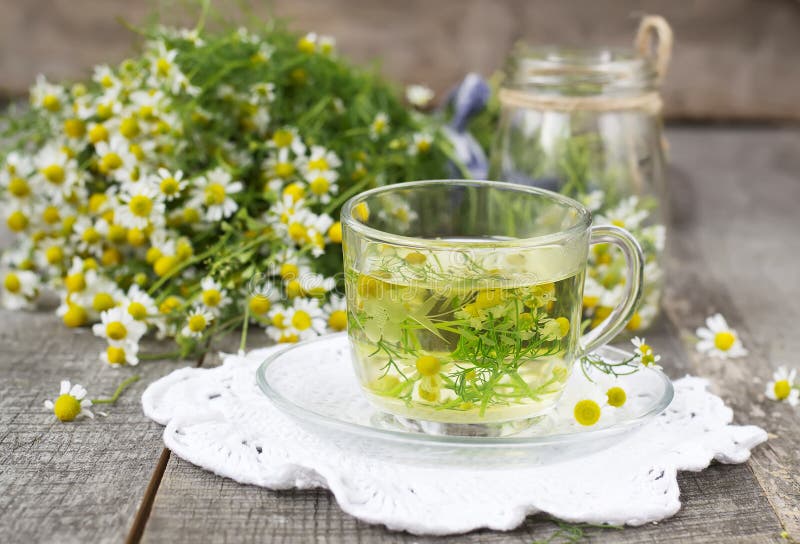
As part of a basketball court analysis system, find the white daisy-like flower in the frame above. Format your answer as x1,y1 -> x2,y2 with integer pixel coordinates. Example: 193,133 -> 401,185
116,181 -> 165,230
44,380 -> 93,421
630,336 -> 663,369
302,146 -> 341,178
369,112 -> 390,140
76,270 -> 125,317
122,285 -> 159,323
71,216 -> 105,255
93,64 -> 122,93
153,168 -> 187,201
323,294 -> 348,332
377,199 -> 419,231
194,167 -> 243,221
264,148 -> 302,191
298,273 -> 336,297
1,269 -> 40,310
305,170 -> 338,204
33,144 -> 80,202
696,313 -> 748,359
100,341 -> 140,366
267,127 -> 306,156
95,136 -> 137,182
405,84 -> 434,108
580,190 -> 605,212
92,306 -> 147,347
246,278 -> 280,321
556,378 -> 608,427
283,297 -> 326,341
596,196 -> 649,230
251,82 -> 275,104
408,133 -> 433,156
30,75 -> 67,113
765,367 -> 798,406
199,276 -> 231,314
265,303 -> 291,342
318,35 -> 336,54
181,307 -> 214,338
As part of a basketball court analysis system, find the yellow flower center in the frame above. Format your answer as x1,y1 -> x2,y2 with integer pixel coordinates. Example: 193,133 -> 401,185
352,202 -> 370,222
106,346 -> 126,365
627,312 -> 643,331
309,176 -> 329,196
63,118 -> 85,139
416,139 -> 431,153
714,331 -> 736,351
297,36 -> 316,54
82,227 -> 101,245
4,273 -> 21,293
6,210 -> 28,232
204,183 -> 227,206
188,314 -> 207,333
328,310 -> 347,331
53,394 -> 81,421
279,332 -> 299,343
308,157 -> 328,171
574,399 -> 601,426
291,310 -> 312,330
288,222 -> 308,243
555,317 -> 570,337
100,152 -> 123,172
372,118 -> 386,133
45,245 -> 64,264
248,295 -> 271,315
41,206 -> 60,225
606,386 -> 627,407
773,379 -> 791,400
96,102 -> 114,120
120,117 -> 140,139
182,207 -> 201,224
42,94 -> 61,112
160,177 -> 180,196
272,313 -> 285,328
416,355 -> 441,377
202,289 -> 222,307
102,247 -> 122,267
280,263 -> 299,280
154,255 -> 178,277
176,239 -> 193,260
41,164 -> 65,185
159,296 -> 181,314
100,74 -> 114,88
274,162 -> 295,178
282,183 -> 305,203
88,124 -> 109,144
127,228 -> 147,247
156,57 -> 171,76
286,280 -> 303,298
129,195 -> 153,217
327,222 -> 342,244
272,130 -> 293,147
8,177 -> 30,197
92,293 -> 115,312
128,301 -> 148,320
62,305 -> 87,328
106,321 -> 127,340
64,273 -> 86,293
108,225 -> 127,244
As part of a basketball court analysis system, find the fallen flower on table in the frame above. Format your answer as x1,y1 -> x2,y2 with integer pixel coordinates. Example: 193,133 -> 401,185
765,367 -> 799,407
695,312 -> 748,359
44,375 -> 140,422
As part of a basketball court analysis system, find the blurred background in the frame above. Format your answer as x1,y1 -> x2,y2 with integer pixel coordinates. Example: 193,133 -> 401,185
1,0 -> 798,122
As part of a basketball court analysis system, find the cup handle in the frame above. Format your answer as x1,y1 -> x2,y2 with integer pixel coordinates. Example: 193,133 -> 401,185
580,225 -> 645,354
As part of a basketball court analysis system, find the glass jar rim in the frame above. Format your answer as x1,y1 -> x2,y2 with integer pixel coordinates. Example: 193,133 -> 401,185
341,179 -> 592,249
506,45 -> 657,95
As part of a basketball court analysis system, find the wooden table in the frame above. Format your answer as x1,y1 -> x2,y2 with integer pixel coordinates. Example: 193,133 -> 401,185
1,126 -> 798,543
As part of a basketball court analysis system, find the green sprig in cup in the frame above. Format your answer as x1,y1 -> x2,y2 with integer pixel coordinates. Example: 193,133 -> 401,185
342,180 -> 643,434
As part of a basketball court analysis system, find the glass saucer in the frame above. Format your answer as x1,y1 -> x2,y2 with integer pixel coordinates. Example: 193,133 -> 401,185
256,333 -> 674,468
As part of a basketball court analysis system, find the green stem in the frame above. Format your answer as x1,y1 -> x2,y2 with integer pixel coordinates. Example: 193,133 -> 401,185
239,304 -> 250,353
91,375 -> 140,405
138,350 -> 183,361
147,231 -> 234,295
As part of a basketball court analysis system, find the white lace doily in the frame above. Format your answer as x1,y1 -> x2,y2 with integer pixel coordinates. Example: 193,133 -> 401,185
142,345 -> 767,536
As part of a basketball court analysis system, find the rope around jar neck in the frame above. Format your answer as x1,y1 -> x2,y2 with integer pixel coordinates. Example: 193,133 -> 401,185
498,15 -> 673,114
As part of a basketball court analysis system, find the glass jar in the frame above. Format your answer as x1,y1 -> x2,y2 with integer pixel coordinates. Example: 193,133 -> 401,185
489,17 -> 672,335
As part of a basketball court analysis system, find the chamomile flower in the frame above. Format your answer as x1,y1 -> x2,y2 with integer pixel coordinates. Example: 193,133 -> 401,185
246,278 -> 279,321
630,336 -> 662,369
278,297 -> 326,342
580,190 -> 605,212
323,294 -> 348,332
30,75 -> 67,113
153,168 -> 187,201
95,136 -> 137,182
199,276 -> 231,314
100,341 -> 139,366
116,181 -> 165,230
44,380 -> 93,421
305,170 -> 338,204
557,379 -> 608,427
122,285 -> 158,323
267,127 -> 306,155
93,65 -> 122,94
92,306 -> 147,347
405,84 -> 434,108
696,313 -> 748,359
181,307 -> 213,338
369,112 -> 390,140
266,303 -> 291,342
79,270 -> 125,316
1,269 -> 40,310
34,144 -> 80,201
194,167 -> 243,221
765,367 -> 799,406
596,196 -> 649,230
408,133 -> 433,156
71,216 -> 105,255
298,273 -> 336,298
302,146 -> 341,178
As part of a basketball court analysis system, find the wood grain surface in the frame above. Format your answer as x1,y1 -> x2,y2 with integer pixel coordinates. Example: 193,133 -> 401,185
1,126 -> 798,542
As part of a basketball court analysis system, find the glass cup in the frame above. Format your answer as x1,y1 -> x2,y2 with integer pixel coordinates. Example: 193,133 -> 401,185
341,180 -> 643,432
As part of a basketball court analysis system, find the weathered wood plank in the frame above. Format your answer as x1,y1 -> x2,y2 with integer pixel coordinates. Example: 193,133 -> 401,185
0,309 -> 187,544
140,127 -> 795,542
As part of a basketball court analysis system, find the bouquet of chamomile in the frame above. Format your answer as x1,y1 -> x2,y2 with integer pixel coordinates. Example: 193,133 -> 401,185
0,21 -> 454,366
